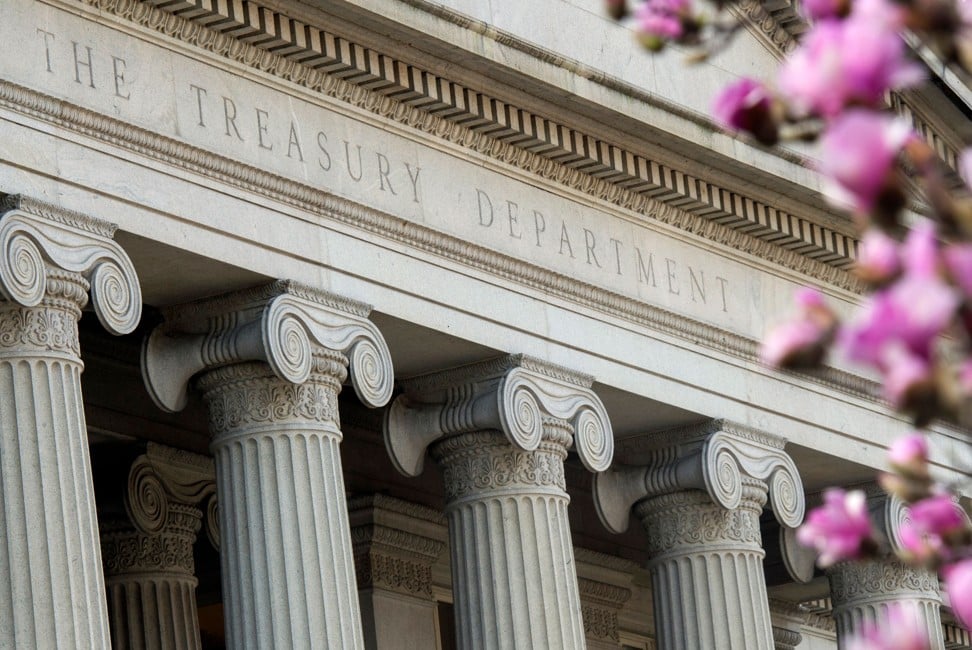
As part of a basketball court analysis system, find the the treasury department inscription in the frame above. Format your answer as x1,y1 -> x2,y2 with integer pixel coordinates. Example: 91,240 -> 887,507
0,1 -> 830,337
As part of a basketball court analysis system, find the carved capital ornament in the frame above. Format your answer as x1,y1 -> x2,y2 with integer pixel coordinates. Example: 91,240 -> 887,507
594,420 -> 805,534
383,354 -> 614,476
141,280 -> 393,412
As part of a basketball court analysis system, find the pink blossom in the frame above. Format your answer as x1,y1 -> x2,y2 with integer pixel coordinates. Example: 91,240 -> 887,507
857,229 -> 901,283
888,432 -> 929,470
845,605 -> 930,650
944,559 -> 972,628
778,1 -> 922,118
901,221 -> 940,278
899,495 -> 966,561
944,243 -> 972,298
712,78 -> 775,143
634,0 -> 689,39
880,344 -> 933,408
797,488 -> 874,567
839,274 -> 957,367
760,288 -> 836,367
817,111 -> 913,214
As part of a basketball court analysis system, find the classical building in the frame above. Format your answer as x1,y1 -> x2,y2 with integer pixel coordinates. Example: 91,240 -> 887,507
0,0 -> 970,648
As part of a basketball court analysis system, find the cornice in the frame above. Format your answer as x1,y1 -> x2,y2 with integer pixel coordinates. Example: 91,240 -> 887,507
0,77 -> 901,411
75,0 -> 864,273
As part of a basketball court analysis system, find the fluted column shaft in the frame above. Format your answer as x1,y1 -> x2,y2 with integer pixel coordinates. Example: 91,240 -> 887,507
828,559 -> 944,649
634,481 -> 775,650
200,357 -> 364,650
0,271 -> 111,648
101,506 -> 203,650
431,422 -> 586,650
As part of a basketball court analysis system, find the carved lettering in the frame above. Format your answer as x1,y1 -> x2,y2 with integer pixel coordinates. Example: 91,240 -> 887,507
376,153 -> 396,194
559,223 -> 575,259
533,211 -> 546,247
405,163 -> 422,203
689,267 -> 705,303
610,238 -> 623,275
256,108 -> 273,150
584,229 -> 601,267
477,189 -> 494,227
111,56 -> 129,100
190,84 -> 208,127
222,96 -> 244,141
287,122 -> 304,161
507,201 -> 522,239
37,29 -> 55,73
637,249 -> 657,287
344,141 -> 363,182
666,258 -> 680,296
317,132 -> 331,171
72,41 -> 95,88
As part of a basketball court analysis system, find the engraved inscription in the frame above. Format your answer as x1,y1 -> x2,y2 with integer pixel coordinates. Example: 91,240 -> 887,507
474,187 -> 731,313
36,28 -> 131,100
184,83 -> 423,204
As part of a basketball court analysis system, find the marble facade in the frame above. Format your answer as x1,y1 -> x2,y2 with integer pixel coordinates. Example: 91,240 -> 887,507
0,0 -> 970,648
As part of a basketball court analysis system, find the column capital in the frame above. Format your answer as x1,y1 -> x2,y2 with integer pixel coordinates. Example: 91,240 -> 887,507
141,280 -> 394,412
123,442 -> 218,550
0,194 -> 141,333
383,354 -> 614,476
593,419 -> 805,534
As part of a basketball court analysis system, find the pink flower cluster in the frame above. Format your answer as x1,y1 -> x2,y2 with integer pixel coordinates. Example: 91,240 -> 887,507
779,0 -> 922,119
796,488 -> 874,567
760,288 -> 836,367
634,0 -> 690,39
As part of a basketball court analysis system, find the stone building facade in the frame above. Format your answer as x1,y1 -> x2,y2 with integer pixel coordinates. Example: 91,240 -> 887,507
0,0 -> 970,648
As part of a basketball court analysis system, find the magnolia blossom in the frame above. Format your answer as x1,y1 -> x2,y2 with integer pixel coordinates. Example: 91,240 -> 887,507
945,560 -> 972,628
712,78 -> 778,144
840,223 -> 958,368
845,605 -> 931,650
760,288 -> 836,367
944,243 -> 972,298
900,494 -> 966,561
817,111 -> 913,214
857,229 -> 901,284
778,0 -> 922,118
797,488 -> 874,566
634,0 -> 689,41
888,432 -> 929,470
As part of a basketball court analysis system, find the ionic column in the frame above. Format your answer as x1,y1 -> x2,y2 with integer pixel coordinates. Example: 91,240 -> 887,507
141,281 -> 394,650
826,490 -> 945,649
348,494 -> 447,650
0,195 -> 141,648
97,443 -> 218,650
384,355 -> 615,650
593,420 -> 806,650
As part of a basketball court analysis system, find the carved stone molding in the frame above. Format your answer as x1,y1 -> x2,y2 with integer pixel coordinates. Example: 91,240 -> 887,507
828,559 -> 941,605
577,576 -> 632,644
0,194 -> 141,335
594,420 -> 805,535
384,354 -> 614,477
141,280 -> 393,413
769,599 -> 807,650
43,0 -> 867,288
347,494 -> 446,600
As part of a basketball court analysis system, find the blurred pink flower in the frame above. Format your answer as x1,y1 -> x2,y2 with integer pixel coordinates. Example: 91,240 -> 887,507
817,111 -> 913,214
944,243 -> 972,298
846,605 -> 930,650
888,432 -> 928,469
635,0 -> 689,39
712,78 -> 775,142
945,559 -> 972,628
761,288 -> 836,367
901,221 -> 940,277
899,495 -> 965,561
857,229 -> 901,283
880,343 -> 933,408
840,255 -> 957,368
797,488 -> 873,567
778,0 -> 922,118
